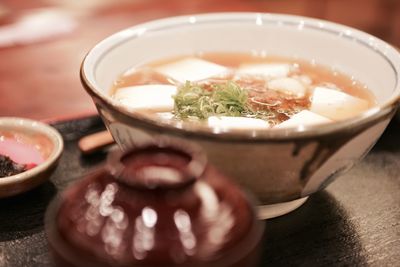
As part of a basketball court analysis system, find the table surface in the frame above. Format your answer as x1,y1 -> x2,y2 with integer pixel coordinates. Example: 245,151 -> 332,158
0,115 -> 399,267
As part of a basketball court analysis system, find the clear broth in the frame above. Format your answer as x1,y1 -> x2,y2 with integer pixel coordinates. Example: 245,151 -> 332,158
111,52 -> 376,126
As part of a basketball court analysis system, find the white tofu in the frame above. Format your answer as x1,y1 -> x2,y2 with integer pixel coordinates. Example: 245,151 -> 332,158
268,77 -> 307,97
155,112 -> 174,120
154,58 -> 227,83
318,82 -> 341,91
310,87 -> 369,120
114,84 -> 177,110
275,110 -> 332,129
236,63 -> 293,78
293,75 -> 312,86
207,116 -> 269,130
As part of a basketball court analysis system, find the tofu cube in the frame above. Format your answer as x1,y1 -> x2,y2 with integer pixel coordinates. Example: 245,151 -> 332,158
154,58 -> 227,83
114,84 -> 177,111
268,77 -> 307,97
237,63 -> 293,78
275,110 -> 332,129
155,112 -> 174,120
310,87 -> 369,120
208,116 -> 270,130
292,75 -> 312,85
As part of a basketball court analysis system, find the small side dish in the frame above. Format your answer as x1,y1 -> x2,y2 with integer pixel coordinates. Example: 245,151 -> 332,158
0,117 -> 63,197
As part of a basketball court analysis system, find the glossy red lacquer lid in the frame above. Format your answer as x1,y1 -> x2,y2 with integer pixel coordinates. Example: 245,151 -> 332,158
50,144 -> 263,267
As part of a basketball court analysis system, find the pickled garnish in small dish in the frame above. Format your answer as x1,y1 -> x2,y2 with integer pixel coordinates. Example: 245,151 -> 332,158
0,154 -> 37,178
0,130 -> 49,177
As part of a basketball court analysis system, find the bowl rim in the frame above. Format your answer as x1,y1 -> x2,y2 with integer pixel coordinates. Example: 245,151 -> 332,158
81,12 -> 400,141
0,117 -> 64,186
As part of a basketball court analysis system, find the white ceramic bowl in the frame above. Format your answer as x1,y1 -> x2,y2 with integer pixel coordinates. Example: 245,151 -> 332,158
0,117 -> 63,198
81,13 -> 400,218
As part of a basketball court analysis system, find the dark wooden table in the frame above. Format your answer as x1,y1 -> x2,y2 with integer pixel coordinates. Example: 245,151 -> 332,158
0,115 -> 399,267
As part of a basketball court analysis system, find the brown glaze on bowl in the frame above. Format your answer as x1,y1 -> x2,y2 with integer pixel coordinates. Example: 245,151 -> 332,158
46,143 -> 264,267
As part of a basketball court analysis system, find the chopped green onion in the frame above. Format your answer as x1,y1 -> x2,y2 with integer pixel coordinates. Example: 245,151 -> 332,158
173,81 -> 275,120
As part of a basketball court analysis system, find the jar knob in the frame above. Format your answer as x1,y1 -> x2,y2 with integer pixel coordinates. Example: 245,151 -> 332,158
106,142 -> 207,190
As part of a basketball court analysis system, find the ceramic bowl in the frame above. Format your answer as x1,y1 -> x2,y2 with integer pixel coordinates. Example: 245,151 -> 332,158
81,13 -> 400,218
0,117 -> 63,198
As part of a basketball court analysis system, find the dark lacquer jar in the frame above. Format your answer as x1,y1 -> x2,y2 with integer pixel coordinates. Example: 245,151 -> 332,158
45,142 -> 264,267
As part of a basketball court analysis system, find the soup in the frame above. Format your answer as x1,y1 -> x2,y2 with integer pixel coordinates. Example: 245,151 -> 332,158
110,53 -> 375,130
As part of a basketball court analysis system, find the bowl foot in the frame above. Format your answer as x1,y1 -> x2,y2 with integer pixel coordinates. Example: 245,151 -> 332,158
257,196 -> 309,219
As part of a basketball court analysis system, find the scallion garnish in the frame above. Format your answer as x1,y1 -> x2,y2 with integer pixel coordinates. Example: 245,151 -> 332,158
173,81 -> 275,121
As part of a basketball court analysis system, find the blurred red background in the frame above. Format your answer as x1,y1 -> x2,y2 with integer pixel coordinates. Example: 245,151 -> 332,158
0,0 -> 399,120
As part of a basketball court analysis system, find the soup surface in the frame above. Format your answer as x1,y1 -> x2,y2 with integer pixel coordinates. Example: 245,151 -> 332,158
111,53 -> 375,130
